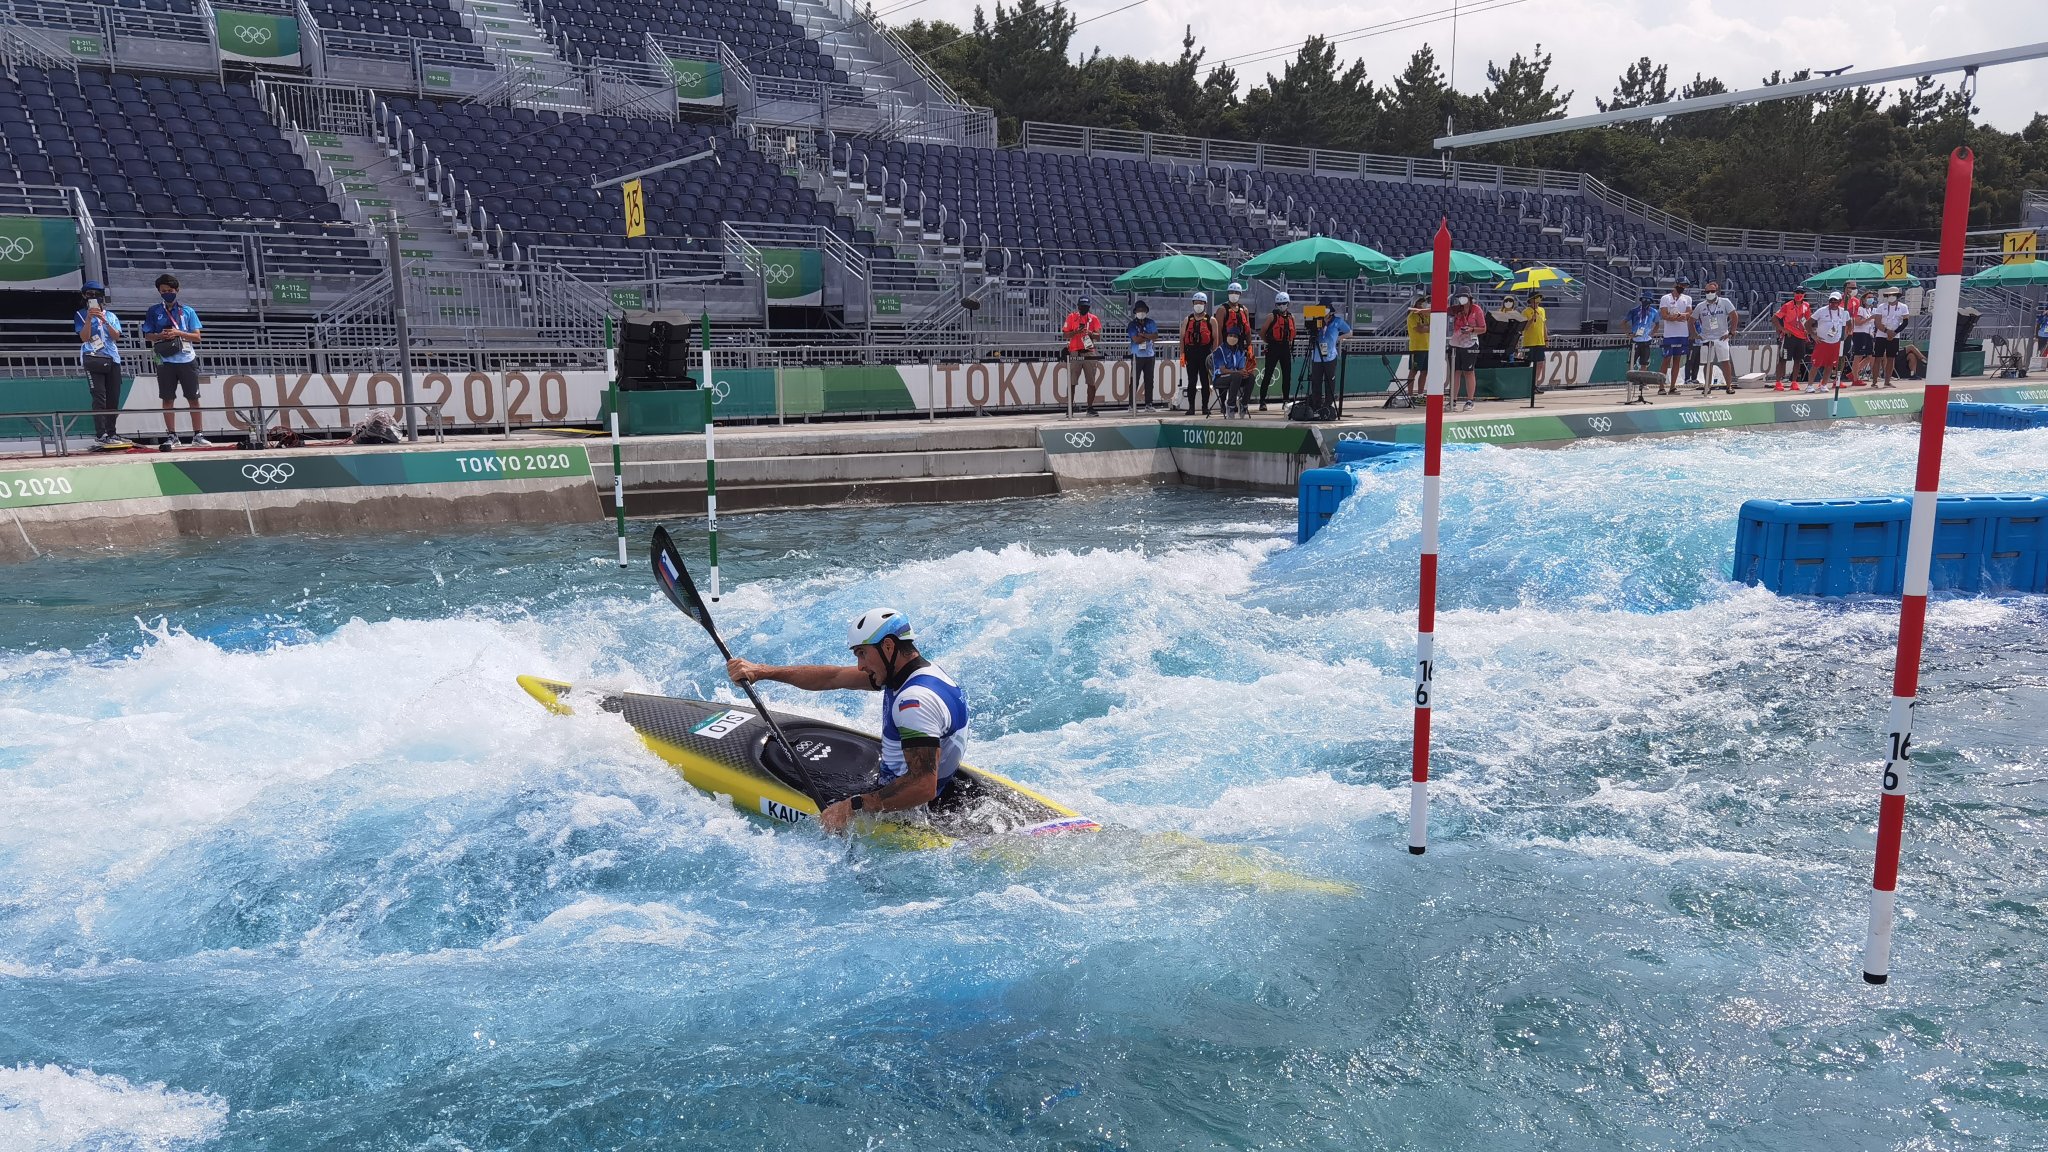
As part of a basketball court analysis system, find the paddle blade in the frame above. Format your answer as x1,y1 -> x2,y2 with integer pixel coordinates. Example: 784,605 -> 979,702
651,526 -> 714,633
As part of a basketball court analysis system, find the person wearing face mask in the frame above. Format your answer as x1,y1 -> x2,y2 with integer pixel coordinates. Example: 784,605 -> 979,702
1126,299 -> 1160,410
142,273 -> 208,447
1179,291 -> 1218,415
73,280 -> 128,448
1848,291 -> 1878,386
1872,290 -> 1911,388
1061,294 -> 1104,416
1302,297 -> 1351,420
1257,291 -> 1297,411
1447,290 -> 1486,411
1213,282 -> 1257,417
1691,281 -> 1740,394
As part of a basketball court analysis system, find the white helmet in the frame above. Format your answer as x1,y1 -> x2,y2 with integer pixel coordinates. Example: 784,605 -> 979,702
1190,291 -> 1208,304
1227,281 -> 1244,294
847,608 -> 915,650
1273,291 -> 1291,304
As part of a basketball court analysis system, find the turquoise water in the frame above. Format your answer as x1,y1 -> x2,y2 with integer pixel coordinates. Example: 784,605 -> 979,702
3,423 -> 2047,1150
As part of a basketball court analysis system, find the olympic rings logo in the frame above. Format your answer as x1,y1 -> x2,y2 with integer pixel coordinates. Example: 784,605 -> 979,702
233,25 -> 272,43
1585,415 -> 1612,432
1791,403 -> 1812,418
761,263 -> 797,285
1063,431 -> 1095,447
675,68 -> 702,86
0,237 -> 34,262
709,379 -> 730,401
241,462 -> 296,485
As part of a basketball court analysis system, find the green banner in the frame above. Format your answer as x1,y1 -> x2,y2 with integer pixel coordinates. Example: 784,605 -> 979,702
874,295 -> 903,315
423,68 -> 452,88
1164,423 -> 1321,455
0,447 -> 590,511
215,8 -> 301,64
667,58 -> 724,103
759,248 -> 823,306
609,288 -> 644,309
0,216 -> 83,289
66,34 -> 103,58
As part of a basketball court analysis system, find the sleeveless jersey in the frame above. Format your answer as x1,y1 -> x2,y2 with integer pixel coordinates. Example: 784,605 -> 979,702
880,663 -> 968,785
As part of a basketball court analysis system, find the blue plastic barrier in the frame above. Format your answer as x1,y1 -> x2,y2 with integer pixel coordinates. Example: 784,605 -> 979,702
1946,403 -> 2048,431
1733,493 -> 2048,596
1298,467 -> 1359,543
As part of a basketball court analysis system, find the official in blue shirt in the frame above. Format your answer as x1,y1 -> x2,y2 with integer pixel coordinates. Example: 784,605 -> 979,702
1304,299 -> 1351,414
72,280 -> 125,445
141,273 -> 208,447
1126,300 -> 1160,409
1626,290 -> 1659,370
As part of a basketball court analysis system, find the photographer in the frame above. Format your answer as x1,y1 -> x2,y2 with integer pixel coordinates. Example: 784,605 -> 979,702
142,273 -> 208,447
1061,294 -> 1103,416
72,279 -> 127,448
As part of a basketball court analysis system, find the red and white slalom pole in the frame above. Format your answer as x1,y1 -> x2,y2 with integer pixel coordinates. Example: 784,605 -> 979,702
1861,147 -> 1972,985
1410,220 -> 1452,856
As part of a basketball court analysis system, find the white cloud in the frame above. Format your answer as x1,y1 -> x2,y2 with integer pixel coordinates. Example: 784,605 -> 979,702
895,0 -> 2047,132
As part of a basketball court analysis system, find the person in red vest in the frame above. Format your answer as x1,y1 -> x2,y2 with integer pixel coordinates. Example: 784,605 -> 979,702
1061,295 -> 1104,416
1180,291 -> 1218,415
1257,291 -> 1297,411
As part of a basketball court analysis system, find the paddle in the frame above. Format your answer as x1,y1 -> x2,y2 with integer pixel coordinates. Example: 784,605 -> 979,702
649,525 -> 823,804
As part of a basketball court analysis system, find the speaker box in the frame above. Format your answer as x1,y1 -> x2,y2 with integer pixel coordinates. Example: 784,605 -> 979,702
620,317 -> 696,390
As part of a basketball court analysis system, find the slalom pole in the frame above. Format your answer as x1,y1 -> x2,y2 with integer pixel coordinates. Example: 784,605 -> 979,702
606,314 -> 627,568
701,309 -> 721,601
1861,147 -> 1972,985
1410,220 -> 1452,856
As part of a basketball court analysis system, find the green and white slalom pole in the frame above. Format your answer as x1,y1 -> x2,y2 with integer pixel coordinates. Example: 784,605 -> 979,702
701,309 -> 720,600
605,314 -> 627,567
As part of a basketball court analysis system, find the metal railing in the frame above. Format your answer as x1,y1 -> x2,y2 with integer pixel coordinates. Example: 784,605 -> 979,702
0,5 -> 77,74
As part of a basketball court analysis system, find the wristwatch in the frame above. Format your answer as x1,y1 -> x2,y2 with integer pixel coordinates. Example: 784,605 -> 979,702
849,794 -> 865,812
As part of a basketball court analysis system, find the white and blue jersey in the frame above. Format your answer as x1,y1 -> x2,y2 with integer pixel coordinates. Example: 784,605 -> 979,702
880,662 -> 967,787
142,301 -> 202,364
75,308 -> 123,364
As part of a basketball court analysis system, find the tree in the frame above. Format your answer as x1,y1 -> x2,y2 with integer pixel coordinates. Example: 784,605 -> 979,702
1239,37 -> 1379,151
1599,57 -> 1670,112
1380,46 -> 1451,156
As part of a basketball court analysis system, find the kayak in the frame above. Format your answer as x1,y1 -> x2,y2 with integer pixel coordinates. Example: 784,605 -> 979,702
517,674 -> 1102,846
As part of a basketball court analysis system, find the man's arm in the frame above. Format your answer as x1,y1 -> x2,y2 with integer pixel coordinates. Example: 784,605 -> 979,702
726,659 -> 872,691
867,744 -> 940,811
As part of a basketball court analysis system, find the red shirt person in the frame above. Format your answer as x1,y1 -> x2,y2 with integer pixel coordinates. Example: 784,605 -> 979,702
1061,296 -> 1105,415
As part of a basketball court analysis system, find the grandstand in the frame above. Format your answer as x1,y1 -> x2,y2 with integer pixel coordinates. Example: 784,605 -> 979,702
2,4 -> 2031,369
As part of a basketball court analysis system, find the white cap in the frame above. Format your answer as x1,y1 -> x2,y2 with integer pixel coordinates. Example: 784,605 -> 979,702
1828,291 -> 1843,300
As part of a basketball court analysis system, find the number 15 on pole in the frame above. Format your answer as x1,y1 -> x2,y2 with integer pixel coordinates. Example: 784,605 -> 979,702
622,178 -> 647,239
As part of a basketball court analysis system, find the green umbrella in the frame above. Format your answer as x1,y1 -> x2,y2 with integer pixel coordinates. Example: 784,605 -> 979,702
1110,253 -> 1233,295
1801,260 -> 1921,290
1964,261 -> 2048,288
1388,248 -> 1514,284
1235,234 -> 1394,282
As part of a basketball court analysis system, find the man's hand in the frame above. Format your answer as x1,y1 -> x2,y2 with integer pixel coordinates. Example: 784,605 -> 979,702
727,657 -> 765,684
819,797 -> 854,834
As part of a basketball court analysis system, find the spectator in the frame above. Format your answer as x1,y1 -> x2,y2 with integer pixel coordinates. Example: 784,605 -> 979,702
141,273 -> 207,446
1179,291 -> 1217,415
1401,292 -> 1432,403
1256,291 -> 1296,411
1898,341 -> 1927,379
1773,288 -> 1813,390
73,280 -> 127,448
2033,303 -> 2048,376
1848,290 -> 1878,385
1521,290 -> 1549,393
1626,290 -> 1659,370
1809,291 -> 1851,392
1304,297 -> 1351,420
1447,289 -> 1486,412
1061,294 -> 1103,416
1872,289 -> 1909,389
1126,299 -> 1159,410
1658,277 -> 1694,395
1692,280 -> 1740,394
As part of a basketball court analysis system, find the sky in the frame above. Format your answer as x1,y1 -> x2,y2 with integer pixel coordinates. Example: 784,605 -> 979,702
894,0 -> 2048,132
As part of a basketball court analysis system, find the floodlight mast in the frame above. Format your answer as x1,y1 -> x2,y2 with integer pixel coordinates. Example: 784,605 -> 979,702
1433,41 -> 2048,150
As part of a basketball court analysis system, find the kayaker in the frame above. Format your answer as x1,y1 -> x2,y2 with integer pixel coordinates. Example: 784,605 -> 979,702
726,609 -> 967,833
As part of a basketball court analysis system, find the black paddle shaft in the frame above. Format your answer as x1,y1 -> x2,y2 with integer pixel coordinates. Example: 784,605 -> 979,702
650,526 -> 824,803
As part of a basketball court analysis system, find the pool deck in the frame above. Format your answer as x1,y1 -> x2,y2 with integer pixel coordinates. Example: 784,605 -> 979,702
4,373 -> 2042,561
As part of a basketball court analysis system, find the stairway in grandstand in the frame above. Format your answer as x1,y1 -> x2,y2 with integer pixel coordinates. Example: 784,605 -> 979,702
774,0 -> 927,110
306,128 -> 491,277
453,0 -> 589,112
